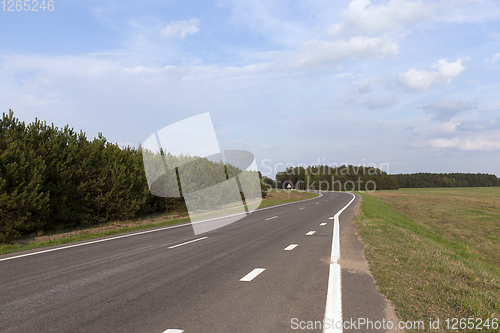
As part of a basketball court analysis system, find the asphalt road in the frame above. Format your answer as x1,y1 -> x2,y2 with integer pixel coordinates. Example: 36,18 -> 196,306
0,191 -> 400,333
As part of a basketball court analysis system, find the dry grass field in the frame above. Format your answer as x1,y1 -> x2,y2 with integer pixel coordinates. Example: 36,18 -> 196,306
355,188 -> 500,332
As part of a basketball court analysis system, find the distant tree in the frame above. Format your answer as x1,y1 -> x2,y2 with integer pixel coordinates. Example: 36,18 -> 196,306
393,173 -> 500,188
274,164 -> 399,191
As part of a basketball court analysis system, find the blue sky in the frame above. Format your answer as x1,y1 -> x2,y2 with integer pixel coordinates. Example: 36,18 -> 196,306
1,0 -> 500,178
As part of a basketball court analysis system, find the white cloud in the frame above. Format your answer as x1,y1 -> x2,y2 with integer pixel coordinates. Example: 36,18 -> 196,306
0,52 -> 281,145
331,0 -> 434,36
292,36 -> 398,68
412,137 -> 500,151
221,0 -> 322,47
328,24 -> 343,37
456,119 -> 500,132
465,78 -> 481,86
357,83 -> 372,94
438,0 -> 500,23
356,79 -> 379,94
439,122 -> 459,133
214,0 -> 498,46
489,52 -> 500,63
485,52 -> 500,67
399,59 -> 465,92
328,0 -> 500,38
259,144 -> 277,150
215,127 -> 236,135
367,95 -> 397,109
161,18 -> 200,39
422,99 -> 475,121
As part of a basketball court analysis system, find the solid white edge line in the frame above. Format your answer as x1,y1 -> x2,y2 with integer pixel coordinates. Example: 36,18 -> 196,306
240,268 -> 265,281
284,244 -> 298,251
325,264 -> 342,333
265,216 -> 278,221
167,237 -> 208,249
0,213 -> 241,262
306,231 -> 316,235
323,192 -> 356,333
0,191 -> 327,263
256,191 -> 323,213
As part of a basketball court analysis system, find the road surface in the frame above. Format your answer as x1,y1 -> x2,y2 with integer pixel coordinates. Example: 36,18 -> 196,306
0,191 -> 399,332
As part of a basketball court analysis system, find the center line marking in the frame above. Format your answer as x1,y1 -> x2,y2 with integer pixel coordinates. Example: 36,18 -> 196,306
320,223 -> 327,226
265,216 -> 278,220
284,244 -> 298,251
306,231 -> 316,235
168,237 -> 208,249
240,268 -> 265,281
299,207 -> 305,210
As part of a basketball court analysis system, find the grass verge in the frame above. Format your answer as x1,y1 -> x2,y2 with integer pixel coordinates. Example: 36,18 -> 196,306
355,188 -> 500,332
0,217 -> 191,256
0,190 -> 318,256
258,189 -> 318,208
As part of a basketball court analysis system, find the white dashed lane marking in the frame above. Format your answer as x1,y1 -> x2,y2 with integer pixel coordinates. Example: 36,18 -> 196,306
284,244 -> 298,251
168,237 -> 208,249
240,268 -> 266,282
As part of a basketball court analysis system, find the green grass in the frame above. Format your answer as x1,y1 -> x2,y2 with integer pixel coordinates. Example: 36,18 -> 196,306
258,189 -> 318,208
0,217 -> 191,256
0,190 -> 318,256
355,188 -> 500,332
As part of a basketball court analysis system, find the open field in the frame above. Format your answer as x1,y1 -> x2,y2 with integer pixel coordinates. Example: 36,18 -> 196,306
355,188 -> 500,332
0,190 -> 318,256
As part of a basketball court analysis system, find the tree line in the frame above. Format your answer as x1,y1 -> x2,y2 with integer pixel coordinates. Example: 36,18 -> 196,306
143,149 -> 265,215
393,173 -> 500,188
267,165 -> 399,191
264,167 -> 500,191
0,110 -> 265,243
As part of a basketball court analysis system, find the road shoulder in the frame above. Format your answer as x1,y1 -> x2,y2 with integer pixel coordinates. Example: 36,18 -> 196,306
340,193 -> 404,333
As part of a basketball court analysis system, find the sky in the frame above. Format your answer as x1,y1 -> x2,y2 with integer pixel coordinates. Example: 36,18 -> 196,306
1,0 -> 500,178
